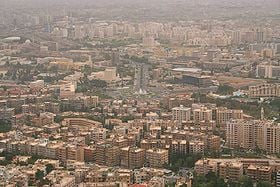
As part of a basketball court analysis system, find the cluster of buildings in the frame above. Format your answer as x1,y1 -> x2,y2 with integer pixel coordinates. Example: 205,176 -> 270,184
172,104 -> 244,129
0,3 -> 279,187
0,157 -> 183,187
249,83 -> 280,98
195,158 -> 280,184
256,62 -> 280,79
226,119 -> 280,154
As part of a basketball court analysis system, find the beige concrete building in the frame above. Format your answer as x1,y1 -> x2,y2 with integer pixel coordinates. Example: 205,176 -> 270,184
247,165 -> 272,182
195,159 -> 218,176
216,107 -> 243,126
195,158 -> 280,176
60,83 -> 76,98
226,119 -> 280,154
172,105 -> 191,124
146,149 -> 169,168
193,107 -> 212,123
170,140 -> 188,155
219,161 -> 243,181
96,143 -> 120,167
46,170 -> 76,187
206,135 -> 221,152
62,118 -> 102,130
49,61 -> 85,71
128,147 -> 146,169
120,147 -> 146,169
57,144 -> 84,163
257,63 -> 280,79
249,83 -> 280,98
90,128 -> 107,142
189,140 -> 205,154
29,80 -> 44,90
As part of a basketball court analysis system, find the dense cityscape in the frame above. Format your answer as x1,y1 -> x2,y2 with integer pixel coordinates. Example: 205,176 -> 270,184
0,0 -> 280,186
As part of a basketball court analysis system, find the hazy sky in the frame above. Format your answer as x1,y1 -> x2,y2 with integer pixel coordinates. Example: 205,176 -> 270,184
1,0 -> 279,21
2,0 -> 280,7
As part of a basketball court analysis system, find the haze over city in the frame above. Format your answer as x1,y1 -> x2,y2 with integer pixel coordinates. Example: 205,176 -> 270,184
0,0 -> 280,187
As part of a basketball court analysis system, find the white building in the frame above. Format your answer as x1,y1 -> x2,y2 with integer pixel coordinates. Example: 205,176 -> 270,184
172,105 -> 191,124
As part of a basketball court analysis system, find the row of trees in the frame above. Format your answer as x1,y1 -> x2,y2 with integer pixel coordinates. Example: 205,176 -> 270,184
216,85 -> 236,95
192,172 -> 272,187
164,153 -> 202,172
4,63 -> 33,82
77,75 -> 108,92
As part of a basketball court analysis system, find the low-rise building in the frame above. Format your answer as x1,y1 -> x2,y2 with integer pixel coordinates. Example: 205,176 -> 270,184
247,165 -> 272,182
219,161 -> 243,181
249,83 -> 280,98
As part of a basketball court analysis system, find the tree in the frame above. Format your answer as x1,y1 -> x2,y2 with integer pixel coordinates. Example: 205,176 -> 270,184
28,155 -> 39,165
256,181 -> 272,187
216,178 -> 227,187
130,56 -> 149,64
205,172 -> 217,182
35,169 -> 44,181
91,79 -> 108,88
46,164 -> 54,174
228,181 -> 241,187
121,115 -> 135,123
82,65 -> 92,75
192,172 -> 226,187
39,178 -> 51,186
239,176 -> 253,187
216,84 -> 235,95
0,120 -> 12,133
49,65 -> 58,75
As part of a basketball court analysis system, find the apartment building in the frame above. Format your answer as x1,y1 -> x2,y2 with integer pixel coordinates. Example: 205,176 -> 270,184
62,118 -> 102,131
249,83 -> 280,98
170,140 -> 188,155
57,144 -> 84,163
195,159 -> 218,176
256,64 -> 280,79
120,147 -> 146,169
193,107 -> 212,123
90,128 -> 107,142
206,135 -> 221,152
29,80 -> 44,90
146,149 -> 169,168
219,162 -> 244,181
216,107 -> 243,126
95,143 -> 120,167
247,165 -> 272,182
172,105 -> 191,124
189,140 -> 205,154
83,146 -> 95,162
60,83 -> 76,99
226,119 -> 280,153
